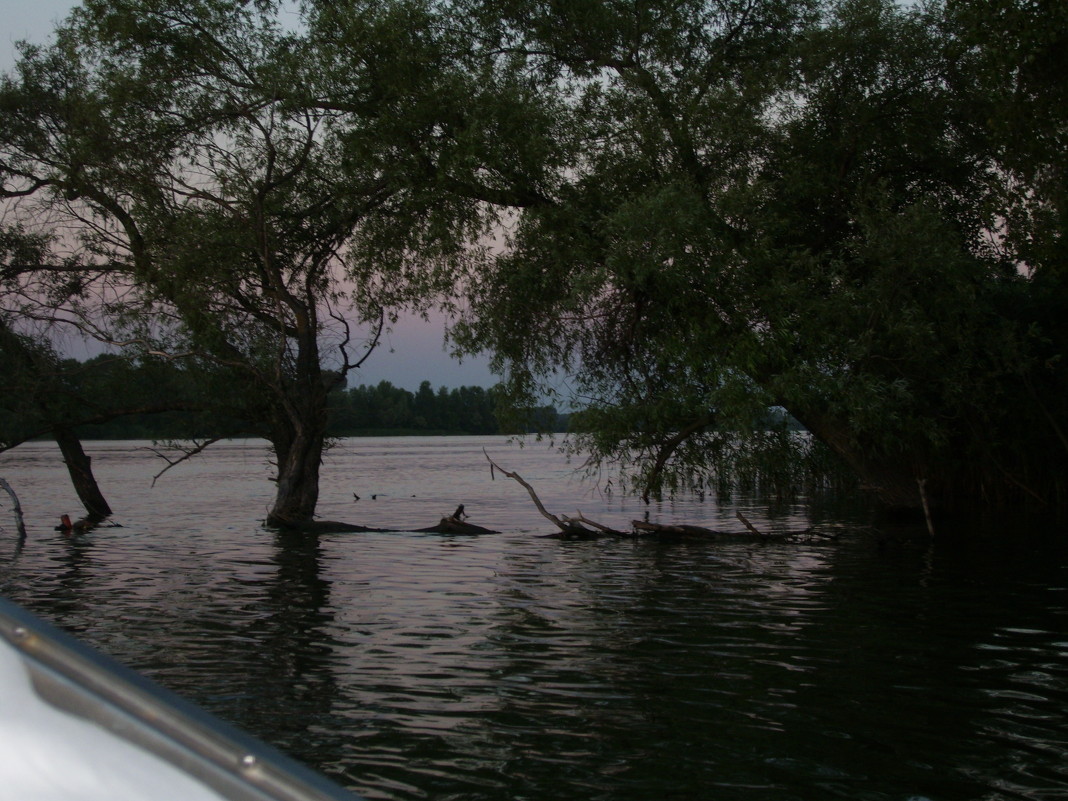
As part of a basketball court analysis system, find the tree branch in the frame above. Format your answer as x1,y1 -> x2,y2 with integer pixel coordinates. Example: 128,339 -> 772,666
0,478 -> 28,541
146,438 -> 224,486
484,448 -> 568,530
641,413 -> 716,503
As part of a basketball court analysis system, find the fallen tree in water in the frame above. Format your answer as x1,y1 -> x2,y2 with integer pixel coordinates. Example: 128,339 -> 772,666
631,514 -> 840,543
483,450 -> 838,541
483,449 -> 624,538
267,453 -> 839,540
270,508 -> 500,536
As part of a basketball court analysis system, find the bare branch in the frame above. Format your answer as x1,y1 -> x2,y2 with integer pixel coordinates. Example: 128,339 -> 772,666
561,510 -> 624,534
483,448 -> 614,534
0,478 -> 28,541
352,306 -> 385,370
483,448 -> 568,530
146,438 -> 224,486
735,510 -> 765,538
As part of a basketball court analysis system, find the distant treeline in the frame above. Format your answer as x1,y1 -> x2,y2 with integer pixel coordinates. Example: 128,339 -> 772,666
327,380 -> 567,436
49,355 -> 567,440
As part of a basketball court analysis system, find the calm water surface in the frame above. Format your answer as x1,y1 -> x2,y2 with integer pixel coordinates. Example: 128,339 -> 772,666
1,436 -> 1067,800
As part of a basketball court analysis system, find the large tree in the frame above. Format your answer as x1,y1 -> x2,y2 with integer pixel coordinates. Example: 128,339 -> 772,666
0,0 -> 474,526
447,0 -> 1068,513
0,224 -> 122,520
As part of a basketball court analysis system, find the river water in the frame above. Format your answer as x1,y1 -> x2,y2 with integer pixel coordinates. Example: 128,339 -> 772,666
1,436 -> 1067,800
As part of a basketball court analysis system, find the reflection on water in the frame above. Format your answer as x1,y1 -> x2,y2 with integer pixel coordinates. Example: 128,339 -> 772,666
1,437 -> 1067,799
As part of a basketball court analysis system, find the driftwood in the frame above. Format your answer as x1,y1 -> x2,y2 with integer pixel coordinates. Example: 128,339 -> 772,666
483,451 -> 837,541
414,516 -> 500,535
276,457 -> 838,542
631,521 -> 727,537
483,449 -> 626,537
561,511 -> 627,537
270,507 -> 499,535
633,518 -> 836,542
633,514 -> 837,542
272,520 -> 379,534
0,478 -> 27,541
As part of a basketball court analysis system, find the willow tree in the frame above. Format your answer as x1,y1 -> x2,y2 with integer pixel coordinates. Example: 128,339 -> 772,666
447,0 -> 1067,514
447,0 -> 836,498
0,0 -> 472,527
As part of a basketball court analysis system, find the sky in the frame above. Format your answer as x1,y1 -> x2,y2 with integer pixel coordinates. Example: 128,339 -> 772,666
1,0 -> 499,392
2,1 -> 74,68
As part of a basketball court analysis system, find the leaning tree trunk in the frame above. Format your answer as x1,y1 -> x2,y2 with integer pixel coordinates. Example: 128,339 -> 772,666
53,425 -> 112,518
791,407 -> 926,513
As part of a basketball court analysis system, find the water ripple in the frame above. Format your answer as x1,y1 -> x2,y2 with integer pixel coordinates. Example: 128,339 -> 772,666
2,438 -> 1068,800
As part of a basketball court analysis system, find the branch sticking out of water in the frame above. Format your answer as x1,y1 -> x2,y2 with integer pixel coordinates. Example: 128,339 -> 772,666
0,478 -> 28,541
564,510 -> 620,534
147,438 -> 224,486
483,448 -> 566,530
482,450 -> 834,542
735,511 -> 766,539
482,449 -> 612,536
917,478 -> 936,537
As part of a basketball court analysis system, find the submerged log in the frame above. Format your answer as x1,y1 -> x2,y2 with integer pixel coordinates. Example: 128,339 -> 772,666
415,516 -> 500,535
268,503 -> 499,535
272,520 -> 383,534
631,521 -> 727,537
631,520 -> 777,539
631,518 -> 836,542
559,511 -> 627,536
543,522 -> 602,540
481,449 -> 833,541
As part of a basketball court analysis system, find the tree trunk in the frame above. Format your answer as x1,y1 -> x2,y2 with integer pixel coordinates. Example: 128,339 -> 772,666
266,427 -> 325,527
791,407 -> 925,513
262,313 -> 332,528
264,355 -> 329,528
53,425 -> 112,518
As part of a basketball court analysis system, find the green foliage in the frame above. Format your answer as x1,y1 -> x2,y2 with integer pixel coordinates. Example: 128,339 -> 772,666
0,0 -> 501,522
4,0 -> 1066,515
450,0 -> 1068,510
